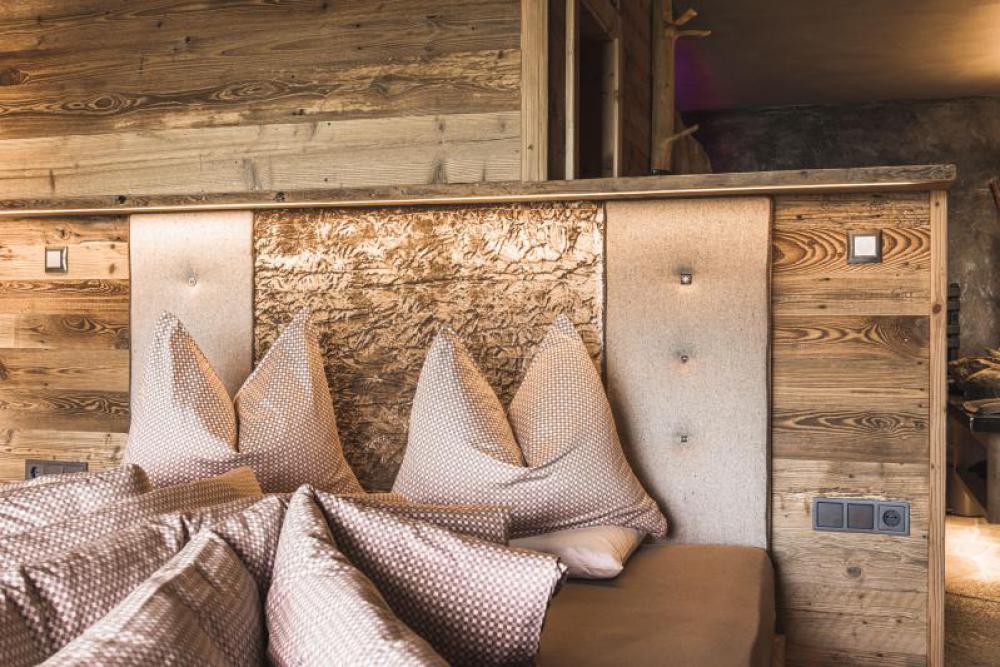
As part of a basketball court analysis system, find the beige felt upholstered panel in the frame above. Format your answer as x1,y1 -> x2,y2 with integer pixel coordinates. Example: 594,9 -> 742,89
129,212 -> 253,401
605,198 -> 771,548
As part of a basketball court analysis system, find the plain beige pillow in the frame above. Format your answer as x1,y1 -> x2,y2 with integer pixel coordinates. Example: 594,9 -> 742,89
511,525 -> 644,579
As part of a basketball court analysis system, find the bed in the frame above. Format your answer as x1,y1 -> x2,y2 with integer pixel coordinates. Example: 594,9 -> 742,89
539,544 -> 775,666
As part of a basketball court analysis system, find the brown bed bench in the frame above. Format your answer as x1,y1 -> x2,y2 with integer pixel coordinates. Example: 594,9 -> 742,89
538,544 -> 776,667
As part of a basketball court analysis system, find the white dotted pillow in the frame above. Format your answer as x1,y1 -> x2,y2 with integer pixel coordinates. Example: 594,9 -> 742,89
393,315 -> 667,538
124,309 -> 362,493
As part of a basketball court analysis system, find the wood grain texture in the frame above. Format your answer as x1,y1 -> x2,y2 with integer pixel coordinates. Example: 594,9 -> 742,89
619,0 -> 652,176
0,217 -> 129,481
0,163 -> 956,216
773,193 -> 931,316
0,0 -> 522,199
521,0 -> 549,181
927,190 -> 947,667
254,202 -> 603,491
0,111 -> 521,200
772,192 -> 936,666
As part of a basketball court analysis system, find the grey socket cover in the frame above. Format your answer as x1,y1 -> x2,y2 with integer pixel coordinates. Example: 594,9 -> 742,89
812,497 -> 910,536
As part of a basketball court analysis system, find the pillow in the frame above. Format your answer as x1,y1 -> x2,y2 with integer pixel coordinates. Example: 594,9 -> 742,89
194,494 -> 289,595
393,315 -> 668,538
318,490 -> 511,544
267,489 -> 446,666
511,525 -> 644,579
0,516 -> 192,661
0,467 -> 261,568
0,465 -> 151,537
313,489 -> 566,665
124,309 -> 362,494
0,465 -> 143,491
0,494 -> 283,665
41,533 -> 262,667
1,589 -> 47,667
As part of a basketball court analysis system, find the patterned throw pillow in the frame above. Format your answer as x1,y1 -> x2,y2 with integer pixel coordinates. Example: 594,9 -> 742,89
42,533 -> 263,667
317,490 -> 512,544
314,490 -> 566,666
393,315 -> 668,538
267,489 -> 447,667
0,467 -> 262,568
0,495 -> 284,667
0,465 -> 151,537
124,309 -> 362,493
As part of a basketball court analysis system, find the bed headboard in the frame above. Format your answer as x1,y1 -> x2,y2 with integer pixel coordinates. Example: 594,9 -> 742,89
605,198 -> 771,548
128,199 -> 771,547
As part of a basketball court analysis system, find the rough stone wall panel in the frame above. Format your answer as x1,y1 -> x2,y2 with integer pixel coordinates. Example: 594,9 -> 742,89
254,202 -> 603,490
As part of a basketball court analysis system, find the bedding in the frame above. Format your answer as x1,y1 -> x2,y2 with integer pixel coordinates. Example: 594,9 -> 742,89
0,465 -> 151,537
317,490 -> 512,544
1,515 -> 192,664
511,525 -> 644,579
266,490 -> 446,666
538,544 -> 776,667
0,467 -> 262,568
314,489 -> 566,665
124,309 -> 362,493
393,315 -> 667,538
42,533 -> 263,667
0,493 -> 285,667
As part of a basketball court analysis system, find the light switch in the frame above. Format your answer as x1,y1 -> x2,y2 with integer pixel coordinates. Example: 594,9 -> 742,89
44,246 -> 68,273
847,231 -> 882,264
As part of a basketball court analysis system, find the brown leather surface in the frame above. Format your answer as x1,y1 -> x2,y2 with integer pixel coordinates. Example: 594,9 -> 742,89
538,544 -> 775,667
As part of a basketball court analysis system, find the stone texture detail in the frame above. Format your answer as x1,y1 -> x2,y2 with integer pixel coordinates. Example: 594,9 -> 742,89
254,202 -> 603,490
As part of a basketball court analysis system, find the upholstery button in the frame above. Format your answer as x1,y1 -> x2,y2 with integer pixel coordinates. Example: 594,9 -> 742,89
188,275 -> 198,287
679,434 -> 689,444
679,272 -> 693,285
680,354 -> 689,363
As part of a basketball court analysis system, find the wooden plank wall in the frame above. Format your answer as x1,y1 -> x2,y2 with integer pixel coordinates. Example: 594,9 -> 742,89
0,217 -> 130,481
771,192 -> 935,665
618,0 -> 653,176
0,0 -> 522,200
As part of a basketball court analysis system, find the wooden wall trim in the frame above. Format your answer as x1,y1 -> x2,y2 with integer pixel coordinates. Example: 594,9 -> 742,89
0,164 -> 955,218
928,189 -> 948,667
521,0 -> 549,181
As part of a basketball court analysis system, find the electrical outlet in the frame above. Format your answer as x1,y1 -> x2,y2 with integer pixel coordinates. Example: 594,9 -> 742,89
25,460 -> 88,480
813,497 -> 909,536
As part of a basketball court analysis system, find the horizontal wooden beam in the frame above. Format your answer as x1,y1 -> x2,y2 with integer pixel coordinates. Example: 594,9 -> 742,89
0,164 -> 955,218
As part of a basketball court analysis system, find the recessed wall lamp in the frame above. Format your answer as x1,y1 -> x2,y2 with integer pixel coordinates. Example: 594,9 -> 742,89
44,246 -> 68,273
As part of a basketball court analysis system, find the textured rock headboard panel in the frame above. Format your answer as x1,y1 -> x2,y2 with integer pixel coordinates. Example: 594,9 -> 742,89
254,202 -> 604,490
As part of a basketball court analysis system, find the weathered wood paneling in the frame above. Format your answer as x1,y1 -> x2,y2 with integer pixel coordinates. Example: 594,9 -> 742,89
772,192 -> 934,665
253,202 -> 603,491
618,0 -> 652,176
0,0 -> 522,199
0,217 -> 130,481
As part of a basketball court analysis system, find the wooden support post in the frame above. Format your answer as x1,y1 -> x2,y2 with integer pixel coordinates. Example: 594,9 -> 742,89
521,0 -> 549,182
565,0 -> 579,180
928,189 -> 948,667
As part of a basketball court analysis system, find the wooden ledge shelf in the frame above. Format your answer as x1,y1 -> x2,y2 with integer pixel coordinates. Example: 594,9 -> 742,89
0,164 -> 955,218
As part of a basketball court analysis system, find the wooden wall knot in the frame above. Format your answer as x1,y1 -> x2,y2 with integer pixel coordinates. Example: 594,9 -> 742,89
0,66 -> 29,86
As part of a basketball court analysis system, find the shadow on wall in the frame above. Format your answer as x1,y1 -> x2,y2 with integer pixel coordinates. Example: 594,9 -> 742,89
688,95 -> 1000,355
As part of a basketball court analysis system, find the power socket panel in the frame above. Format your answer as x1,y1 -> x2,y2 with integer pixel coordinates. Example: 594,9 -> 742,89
812,497 -> 909,536
25,459 -> 88,481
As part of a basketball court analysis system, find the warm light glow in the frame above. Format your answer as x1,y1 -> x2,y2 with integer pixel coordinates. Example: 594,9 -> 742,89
947,518 -> 1000,582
